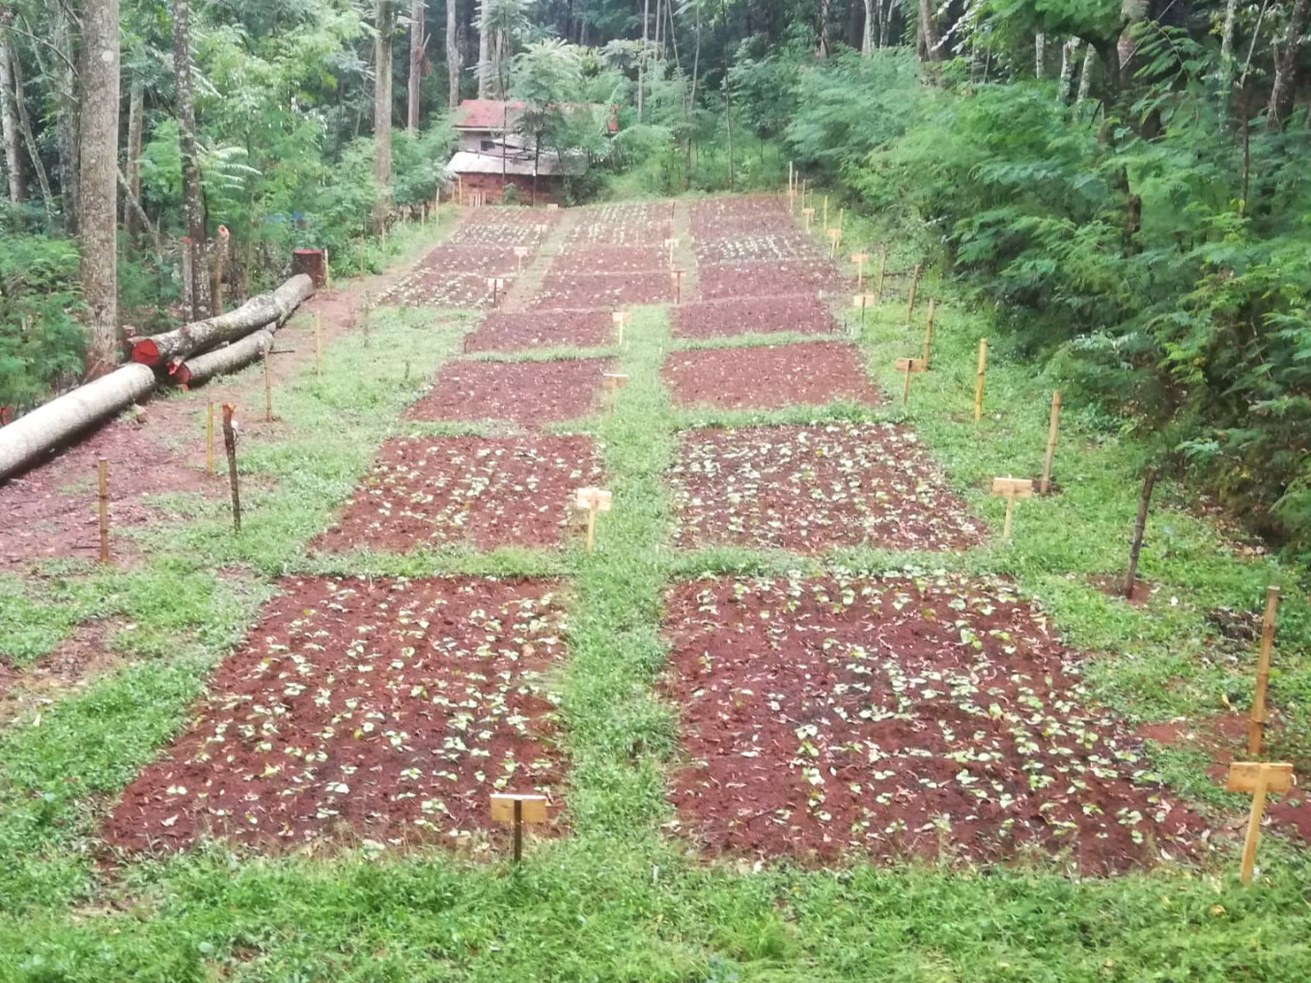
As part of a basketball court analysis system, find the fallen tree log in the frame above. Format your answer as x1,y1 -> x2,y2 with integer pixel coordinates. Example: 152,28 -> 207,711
167,326 -> 276,389
131,273 -> 314,368
0,364 -> 157,483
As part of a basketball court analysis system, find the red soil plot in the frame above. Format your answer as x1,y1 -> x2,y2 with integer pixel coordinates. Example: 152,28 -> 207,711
694,231 -> 820,265
464,310 -> 615,352
384,269 -> 512,309
674,293 -> 838,339
663,342 -> 880,410
408,358 -> 613,429
449,209 -> 558,247
533,270 -> 674,309
550,246 -> 668,276
567,203 -> 673,246
314,435 -> 602,552
699,260 -> 846,300
104,576 -> 567,853
690,195 -> 790,237
670,424 -> 982,552
663,573 -> 1209,873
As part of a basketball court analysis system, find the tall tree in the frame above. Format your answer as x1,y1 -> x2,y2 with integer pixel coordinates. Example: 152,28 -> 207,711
917,0 -> 941,63
861,0 -> 875,55
477,0 -> 490,97
408,0 -> 425,131
0,25 -> 22,204
173,0 -> 211,320
446,0 -> 460,108
125,81 -> 145,237
374,0 -> 396,234
1268,0 -> 1310,130
54,0 -> 79,230
79,0 -> 121,378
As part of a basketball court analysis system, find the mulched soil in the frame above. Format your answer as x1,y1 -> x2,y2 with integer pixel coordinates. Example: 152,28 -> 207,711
674,293 -> 838,339
694,232 -> 819,265
690,195 -> 790,238
550,246 -> 668,276
533,271 -> 674,309
384,269 -> 514,309
663,342 -> 880,410
671,424 -> 983,552
699,260 -> 847,300
407,358 -> 613,429
567,203 -> 674,246
103,576 -> 567,853
662,573 -> 1209,873
448,209 -> 558,247
313,435 -> 602,553
464,310 -> 615,352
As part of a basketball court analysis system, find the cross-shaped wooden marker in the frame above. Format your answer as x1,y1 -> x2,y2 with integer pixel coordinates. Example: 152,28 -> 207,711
490,793 -> 548,863
852,292 -> 877,328
602,372 -> 629,416
991,477 -> 1034,542
826,227 -> 842,256
895,356 -> 927,406
664,237 -> 679,268
672,268 -> 684,305
611,311 -> 631,345
801,207 -> 814,231
1228,761 -> 1295,884
575,486 -> 613,552
514,245 -> 530,272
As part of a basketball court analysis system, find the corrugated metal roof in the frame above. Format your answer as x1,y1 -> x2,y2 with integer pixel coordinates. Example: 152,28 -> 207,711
447,150 -> 586,177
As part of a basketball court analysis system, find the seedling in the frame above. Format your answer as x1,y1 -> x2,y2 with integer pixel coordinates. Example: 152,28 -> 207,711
1040,390 -> 1061,494
490,793 -> 548,864
991,476 -> 1034,542
973,338 -> 988,422
895,357 -> 927,406
575,486 -> 613,552
97,458 -> 110,565
1227,762 -> 1294,884
1248,586 -> 1281,756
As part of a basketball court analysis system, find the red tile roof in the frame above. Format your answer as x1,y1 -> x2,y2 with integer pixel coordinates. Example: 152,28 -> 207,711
454,99 -> 525,130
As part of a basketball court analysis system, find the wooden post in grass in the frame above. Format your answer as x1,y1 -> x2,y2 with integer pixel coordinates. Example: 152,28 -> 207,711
801,207 -> 814,232
1228,762 -> 1294,884
973,338 -> 988,422
359,238 -> 367,278
1123,466 -> 1158,599
922,300 -> 937,367
575,487 -> 613,552
1040,390 -> 1062,495
315,313 -> 324,376
826,227 -> 842,257
673,268 -> 684,305
852,293 -> 876,329
788,160 -> 794,194
822,195 -> 828,230
97,457 -> 110,564
1248,586 -> 1282,756
992,477 -> 1034,542
906,264 -> 923,322
851,252 -> 869,291
222,404 -> 241,533
896,357 -> 927,407
487,277 -> 505,307
514,246 -> 529,273
490,793 -> 548,864
206,401 -> 216,474
603,372 -> 629,417
263,349 -> 273,422
875,245 -> 888,301
665,237 -> 678,268
612,311 -> 630,345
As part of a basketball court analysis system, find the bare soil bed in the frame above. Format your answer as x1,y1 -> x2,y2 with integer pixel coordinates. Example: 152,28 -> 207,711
464,310 -> 615,352
690,196 -> 790,238
699,260 -> 846,300
533,271 -> 673,309
314,436 -> 602,553
385,268 -> 512,309
670,424 -> 983,552
104,575 -> 567,853
674,293 -> 838,339
448,210 -> 557,247
663,573 -> 1208,873
663,342 -> 880,410
549,246 -> 667,276
567,203 -> 673,246
693,232 -> 819,265
407,358 -> 612,428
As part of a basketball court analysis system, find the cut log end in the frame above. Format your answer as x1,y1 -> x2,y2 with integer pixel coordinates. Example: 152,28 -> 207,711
131,339 -> 162,366
167,360 -> 192,389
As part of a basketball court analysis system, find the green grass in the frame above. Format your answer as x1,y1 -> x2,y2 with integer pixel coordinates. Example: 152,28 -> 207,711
1,196 -> 1310,981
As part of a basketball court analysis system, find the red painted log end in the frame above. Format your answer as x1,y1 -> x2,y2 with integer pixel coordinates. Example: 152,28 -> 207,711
131,339 -> 162,366
167,359 -> 192,389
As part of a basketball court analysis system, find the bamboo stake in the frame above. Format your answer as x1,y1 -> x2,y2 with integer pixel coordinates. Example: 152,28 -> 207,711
922,299 -> 937,366
324,247 -> 332,289
1240,766 -> 1269,885
973,338 -> 988,422
1124,467 -> 1158,599
1248,586 -> 1281,756
315,313 -> 324,376
97,458 -> 110,564
222,404 -> 241,533
906,264 -> 923,322
1002,495 -> 1016,542
205,401 -> 215,474
875,245 -> 888,302
263,350 -> 273,422
1040,390 -> 1062,495
902,361 -> 913,406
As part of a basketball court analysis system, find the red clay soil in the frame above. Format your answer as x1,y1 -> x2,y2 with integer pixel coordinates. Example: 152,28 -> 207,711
550,246 -> 667,275
385,268 -> 514,309
694,232 -> 819,265
104,576 -> 567,853
568,203 -> 674,246
407,358 -> 613,428
674,293 -> 838,339
663,342 -> 880,410
699,260 -> 847,300
671,424 -> 983,552
662,573 -> 1210,873
533,270 -> 674,309
449,210 -> 558,247
464,310 -> 615,352
313,435 -> 602,553
690,196 -> 790,238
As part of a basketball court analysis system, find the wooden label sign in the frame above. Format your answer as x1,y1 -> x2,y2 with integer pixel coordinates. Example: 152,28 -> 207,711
575,487 -> 613,513
490,793 -> 549,825
513,246 -> 530,259
851,252 -> 869,265
895,357 -> 927,373
603,372 -> 629,391
486,277 -> 506,290
611,311 -> 630,326
851,294 -> 876,309
992,477 -> 1034,499
1228,762 -> 1293,795
546,203 -> 560,211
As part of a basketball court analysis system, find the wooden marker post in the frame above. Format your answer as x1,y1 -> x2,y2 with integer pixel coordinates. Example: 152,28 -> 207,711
263,349 -> 273,422
1124,466 -> 1158,599
992,477 -> 1034,542
822,195 -> 828,230
665,237 -> 678,269
875,245 -> 888,301
612,311 -> 630,345
672,268 -> 684,305
97,458 -> 110,564
851,252 -> 869,290
896,357 -> 927,407
1248,586 -> 1282,756
1227,762 -> 1294,884
801,207 -> 814,232
514,245 -> 530,272
922,299 -> 937,367
788,160 -> 794,194
603,372 -> 629,417
359,238 -> 367,278
906,264 -> 923,322
1040,390 -> 1062,495
315,313 -> 324,376
206,401 -> 215,474
575,487 -> 613,552
826,227 -> 842,257
490,793 -> 548,864
973,338 -> 988,422
222,404 -> 241,533
852,293 -> 876,329
487,277 -> 505,307
324,247 -> 332,289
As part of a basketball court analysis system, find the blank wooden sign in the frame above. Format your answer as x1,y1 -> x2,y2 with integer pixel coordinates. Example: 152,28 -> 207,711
513,246 -> 530,271
575,487 -> 613,513
992,477 -> 1034,542
1227,761 -> 1295,884
490,792 -> 549,863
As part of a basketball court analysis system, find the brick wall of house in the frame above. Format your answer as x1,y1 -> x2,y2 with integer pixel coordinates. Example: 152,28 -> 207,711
455,172 -> 566,206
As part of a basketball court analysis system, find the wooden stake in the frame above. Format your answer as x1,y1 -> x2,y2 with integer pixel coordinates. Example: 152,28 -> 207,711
324,247 -> 332,289
973,338 -> 988,422
875,245 -> 888,302
205,401 -> 215,474
665,237 -> 677,268
263,349 -> 273,422
97,458 -> 110,564
851,252 -> 869,291
673,268 -> 683,305
906,264 -> 922,322
490,793 -> 548,864
222,404 -> 241,533
822,195 -> 828,229
788,160 -> 794,193
896,357 -> 926,408
1040,390 -> 1062,495
992,477 -> 1034,543
902,361 -> 913,406
575,487 -> 612,552
1248,586 -> 1281,756
1124,466 -> 1158,599
1229,762 -> 1294,884
922,299 -> 937,366
315,313 -> 324,376
359,239 -> 367,278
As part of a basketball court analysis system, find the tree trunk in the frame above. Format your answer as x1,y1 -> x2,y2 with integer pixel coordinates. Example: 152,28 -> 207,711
1058,38 -> 1082,102
79,0 -> 120,380
125,81 -> 145,237
173,0 -> 212,321
637,0 -> 649,122
477,0 -> 489,98
0,34 -> 23,204
374,0 -> 396,234
1078,41 -> 1096,101
818,0 -> 832,57
0,365 -> 155,483
130,273 -> 314,368
11,48 -> 53,219
918,0 -> 941,63
168,326 -> 276,389
1268,0 -> 1310,131
1219,0 -> 1238,94
861,0 -> 874,55
408,0 -> 425,131
117,166 -> 165,259
446,0 -> 460,108
1035,33 -> 1046,78
54,2 -> 79,232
